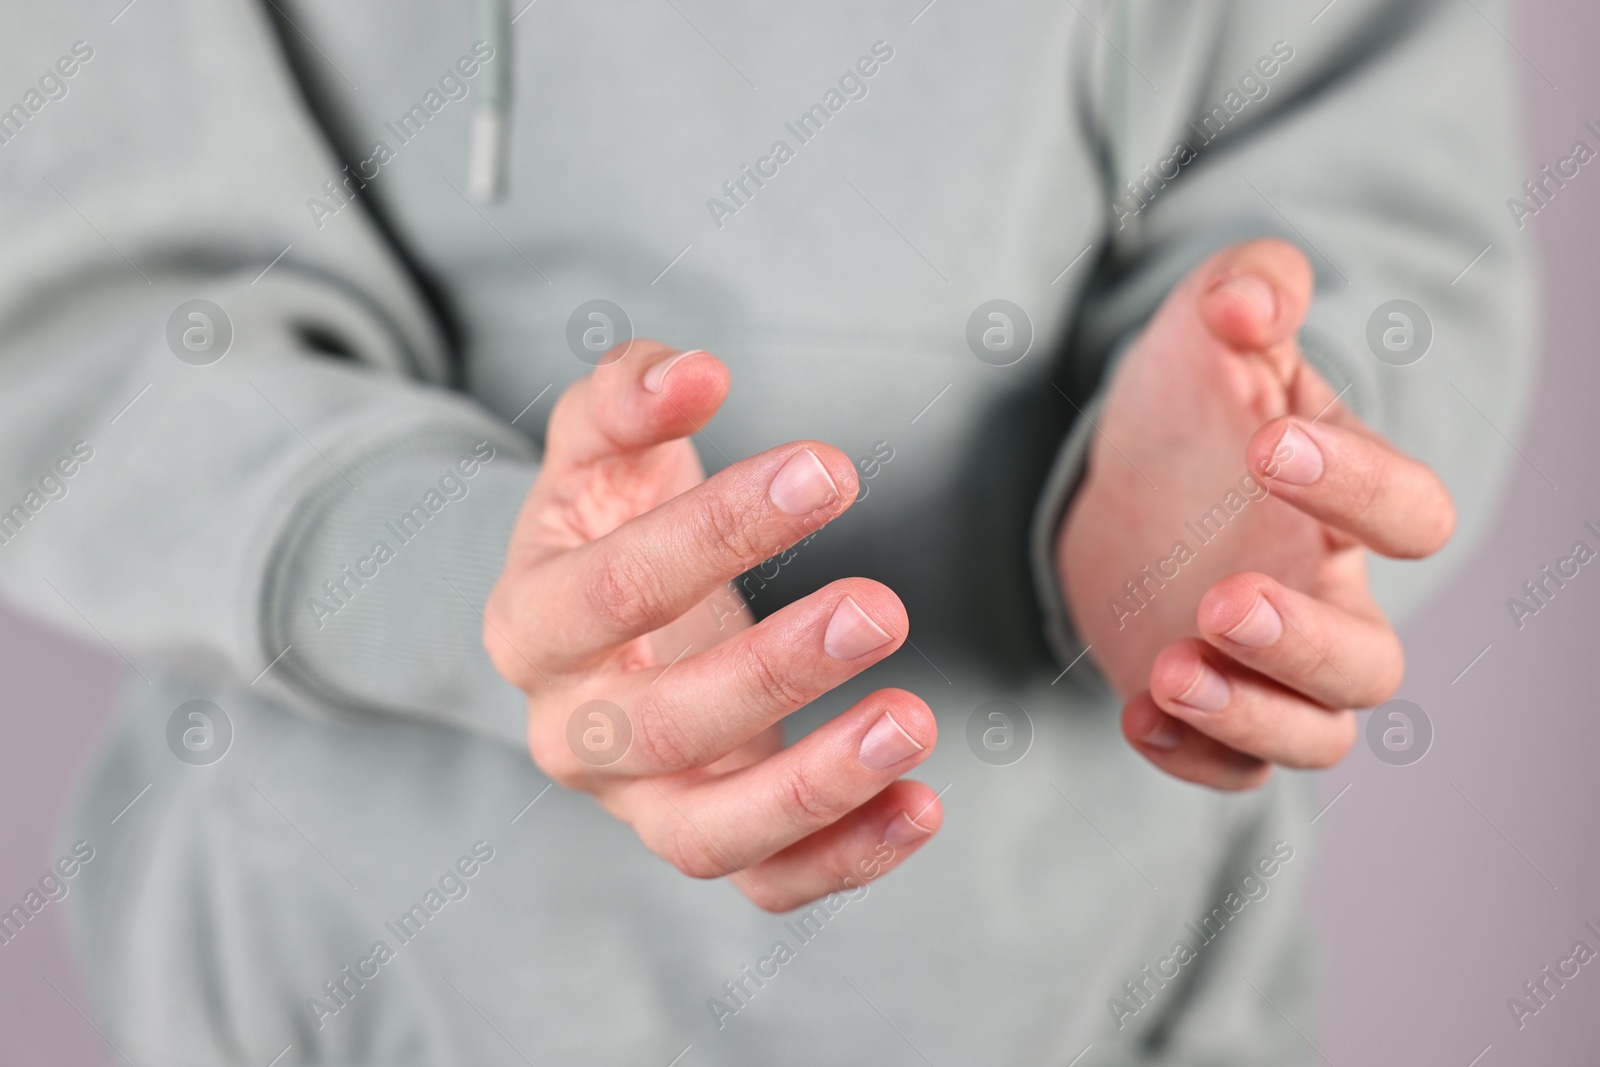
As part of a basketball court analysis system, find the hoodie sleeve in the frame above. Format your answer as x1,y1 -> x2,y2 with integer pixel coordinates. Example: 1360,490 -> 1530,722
0,1 -> 534,747
1033,0 -> 1537,671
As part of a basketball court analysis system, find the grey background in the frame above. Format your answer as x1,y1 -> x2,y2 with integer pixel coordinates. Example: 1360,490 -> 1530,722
1,1 -> 1596,1062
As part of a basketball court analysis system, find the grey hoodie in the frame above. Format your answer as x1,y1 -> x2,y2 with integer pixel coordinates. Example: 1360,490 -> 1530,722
0,1 -> 1531,1064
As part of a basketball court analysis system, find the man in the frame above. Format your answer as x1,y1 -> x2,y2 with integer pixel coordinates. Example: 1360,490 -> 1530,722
0,0 -> 1529,1063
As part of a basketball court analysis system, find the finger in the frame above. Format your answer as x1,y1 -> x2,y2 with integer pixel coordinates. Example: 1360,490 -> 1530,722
1122,693 -> 1272,791
1147,640 -> 1359,769
523,443 -> 860,665
1197,572 -> 1403,709
618,688 -> 934,877
735,780 -> 942,913
544,342 -> 730,472
585,579 -> 906,777
1194,238 -> 1315,379
1249,416 -> 1456,558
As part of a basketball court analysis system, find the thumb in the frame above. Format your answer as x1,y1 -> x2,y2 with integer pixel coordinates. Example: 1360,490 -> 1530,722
543,341 -> 730,474
1195,238 -> 1316,385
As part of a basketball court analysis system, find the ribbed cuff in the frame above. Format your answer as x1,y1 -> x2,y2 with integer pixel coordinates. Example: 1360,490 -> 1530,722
261,425 -> 537,749
1030,392 -> 1109,692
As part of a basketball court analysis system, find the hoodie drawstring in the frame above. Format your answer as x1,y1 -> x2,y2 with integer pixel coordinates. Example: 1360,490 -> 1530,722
470,0 -> 510,201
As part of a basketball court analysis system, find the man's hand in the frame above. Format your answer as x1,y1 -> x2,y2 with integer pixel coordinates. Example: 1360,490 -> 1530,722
484,342 -> 940,911
1058,239 -> 1455,790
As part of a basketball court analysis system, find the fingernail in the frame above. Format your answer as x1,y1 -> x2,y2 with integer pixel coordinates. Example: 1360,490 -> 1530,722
823,596 -> 892,660
858,711 -> 924,770
1223,593 -> 1283,649
1214,273 -> 1277,322
1176,662 -> 1230,713
769,448 -> 839,517
883,810 -> 933,847
643,350 -> 702,393
1268,424 -> 1324,485
1140,715 -> 1184,751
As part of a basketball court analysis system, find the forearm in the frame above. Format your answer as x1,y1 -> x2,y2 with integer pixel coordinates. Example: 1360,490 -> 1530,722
0,271 -> 533,742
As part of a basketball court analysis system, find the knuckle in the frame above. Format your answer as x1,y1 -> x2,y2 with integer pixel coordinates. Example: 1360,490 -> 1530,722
1207,695 -> 1280,760
1282,645 -> 1331,694
525,729 -> 590,792
773,760 -> 843,829
585,547 -> 671,636
654,823 -> 734,880
483,579 -> 513,635
692,489 -> 763,565
627,694 -> 701,771
481,585 -> 528,685
736,640 -> 812,714
1223,717 -> 1273,760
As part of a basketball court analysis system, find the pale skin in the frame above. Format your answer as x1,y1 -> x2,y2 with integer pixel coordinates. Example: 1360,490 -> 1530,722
484,238 -> 1455,909
1060,238 -> 1453,789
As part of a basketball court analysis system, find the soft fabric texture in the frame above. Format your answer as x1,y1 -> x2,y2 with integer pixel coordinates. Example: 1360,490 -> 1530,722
0,1 -> 1532,1063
